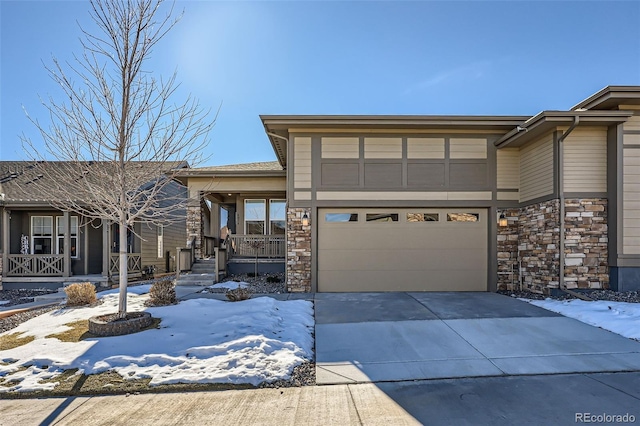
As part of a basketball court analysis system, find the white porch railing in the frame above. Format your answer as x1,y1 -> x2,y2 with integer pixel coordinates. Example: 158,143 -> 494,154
109,253 -> 142,276
228,235 -> 285,259
6,254 -> 65,276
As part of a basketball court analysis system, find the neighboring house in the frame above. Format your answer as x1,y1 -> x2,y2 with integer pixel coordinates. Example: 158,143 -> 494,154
0,161 -> 187,289
179,86 -> 640,294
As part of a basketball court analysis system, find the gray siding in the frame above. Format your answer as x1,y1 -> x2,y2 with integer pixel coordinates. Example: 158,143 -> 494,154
140,180 -> 187,273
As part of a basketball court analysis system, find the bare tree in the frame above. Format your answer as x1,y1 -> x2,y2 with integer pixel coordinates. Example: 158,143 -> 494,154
22,0 -> 214,317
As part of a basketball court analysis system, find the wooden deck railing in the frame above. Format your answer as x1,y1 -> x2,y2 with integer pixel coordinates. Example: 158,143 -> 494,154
6,254 -> 65,276
228,235 -> 285,259
109,253 -> 142,276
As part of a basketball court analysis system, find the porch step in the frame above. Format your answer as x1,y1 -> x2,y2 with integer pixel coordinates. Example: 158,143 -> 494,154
175,273 -> 224,286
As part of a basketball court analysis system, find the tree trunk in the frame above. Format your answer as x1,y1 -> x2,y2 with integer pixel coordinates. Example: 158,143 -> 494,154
118,218 -> 128,316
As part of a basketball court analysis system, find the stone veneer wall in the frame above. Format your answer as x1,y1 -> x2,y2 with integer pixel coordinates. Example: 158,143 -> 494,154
498,198 -> 609,293
497,209 -> 520,291
186,197 -> 203,259
287,208 -> 311,292
518,199 -> 560,293
564,199 -> 608,289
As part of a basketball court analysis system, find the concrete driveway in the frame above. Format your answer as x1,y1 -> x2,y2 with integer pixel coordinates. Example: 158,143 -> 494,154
315,292 -> 640,384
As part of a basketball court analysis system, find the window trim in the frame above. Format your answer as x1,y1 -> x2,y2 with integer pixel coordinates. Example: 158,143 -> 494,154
269,199 -> 286,235
31,215 -> 54,255
244,199 -> 266,235
157,225 -> 164,258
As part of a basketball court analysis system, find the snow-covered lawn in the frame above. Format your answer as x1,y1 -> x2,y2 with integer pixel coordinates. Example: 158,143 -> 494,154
0,288 -> 314,393
524,298 -> 640,341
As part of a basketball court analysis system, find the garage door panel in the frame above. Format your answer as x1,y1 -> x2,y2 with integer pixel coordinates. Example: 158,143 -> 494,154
318,208 -> 488,292
319,248 -> 487,271
319,228 -> 486,250
319,269 -> 487,292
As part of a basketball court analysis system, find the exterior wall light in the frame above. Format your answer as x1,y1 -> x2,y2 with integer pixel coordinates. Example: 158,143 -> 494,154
498,213 -> 508,227
302,211 -> 310,227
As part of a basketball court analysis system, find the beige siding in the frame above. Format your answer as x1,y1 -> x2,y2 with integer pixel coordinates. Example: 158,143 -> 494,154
496,148 -> 520,189
623,115 -> 640,132
519,133 -> 554,202
316,191 -> 492,201
449,138 -> 487,159
321,137 -> 360,158
364,137 -> 402,159
187,176 -> 285,193
623,149 -> 640,254
293,137 -> 311,189
563,127 -> 607,192
294,191 -> 311,201
407,138 -> 445,159
624,134 -> 640,145
497,191 -> 519,201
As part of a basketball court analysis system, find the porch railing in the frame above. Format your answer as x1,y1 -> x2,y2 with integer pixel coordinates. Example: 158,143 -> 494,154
203,235 -> 218,257
6,254 -> 65,276
228,235 -> 285,259
109,253 -> 142,276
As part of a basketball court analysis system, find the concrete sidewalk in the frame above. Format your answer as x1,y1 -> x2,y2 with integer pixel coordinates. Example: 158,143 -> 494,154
1,372 -> 638,425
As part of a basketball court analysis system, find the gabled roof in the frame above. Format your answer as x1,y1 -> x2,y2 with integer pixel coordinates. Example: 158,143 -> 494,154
261,115 -> 529,167
0,161 -> 186,205
571,86 -> 640,111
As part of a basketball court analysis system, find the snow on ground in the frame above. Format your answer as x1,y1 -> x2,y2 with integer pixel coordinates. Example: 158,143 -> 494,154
525,298 -> 640,341
0,288 -> 314,392
208,281 -> 249,290
0,301 -> 10,305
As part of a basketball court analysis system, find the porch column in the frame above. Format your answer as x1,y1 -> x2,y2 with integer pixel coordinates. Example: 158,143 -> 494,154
1,208 -> 9,279
63,211 -> 71,277
102,219 -> 110,278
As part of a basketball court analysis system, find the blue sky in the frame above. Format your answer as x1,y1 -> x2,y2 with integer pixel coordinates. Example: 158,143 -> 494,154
1,1 -> 639,166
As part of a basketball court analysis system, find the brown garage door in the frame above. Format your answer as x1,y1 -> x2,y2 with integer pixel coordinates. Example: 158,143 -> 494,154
317,208 -> 488,292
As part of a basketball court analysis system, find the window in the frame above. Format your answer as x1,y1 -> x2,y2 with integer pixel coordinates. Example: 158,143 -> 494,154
366,213 -> 398,222
245,199 -> 266,234
56,216 -> 79,257
269,200 -> 286,235
325,213 -> 358,222
447,213 -> 480,222
31,216 -> 53,254
157,225 -> 164,258
407,213 -> 439,222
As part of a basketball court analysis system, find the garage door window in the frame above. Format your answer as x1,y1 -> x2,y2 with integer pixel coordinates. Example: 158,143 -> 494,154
366,213 -> 398,222
447,213 -> 480,222
325,213 -> 358,222
407,213 -> 439,222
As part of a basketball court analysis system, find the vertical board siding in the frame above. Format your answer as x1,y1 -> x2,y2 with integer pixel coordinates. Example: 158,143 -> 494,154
623,115 -> 640,132
623,148 -> 640,253
321,137 -> 360,158
496,148 -> 520,189
563,127 -> 607,192
449,138 -> 487,159
519,133 -> 554,202
293,137 -> 312,189
364,137 -> 402,159
407,138 -> 445,159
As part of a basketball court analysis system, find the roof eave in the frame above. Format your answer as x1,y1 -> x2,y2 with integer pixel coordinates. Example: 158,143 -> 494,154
495,111 -> 635,148
571,86 -> 640,111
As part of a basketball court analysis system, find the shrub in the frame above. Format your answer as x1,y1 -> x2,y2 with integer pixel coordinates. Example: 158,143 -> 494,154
226,287 -> 252,302
266,275 -> 281,283
64,282 -> 97,307
146,279 -> 176,307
